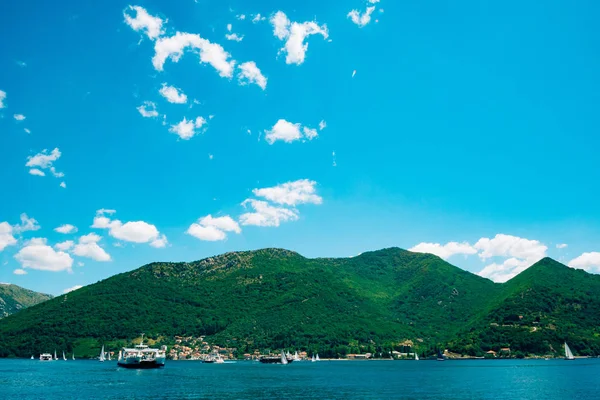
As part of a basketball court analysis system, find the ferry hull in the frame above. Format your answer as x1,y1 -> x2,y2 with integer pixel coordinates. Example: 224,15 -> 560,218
117,358 -> 166,369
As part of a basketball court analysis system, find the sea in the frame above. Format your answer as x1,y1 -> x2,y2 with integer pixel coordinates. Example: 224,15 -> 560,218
1,358 -> 598,399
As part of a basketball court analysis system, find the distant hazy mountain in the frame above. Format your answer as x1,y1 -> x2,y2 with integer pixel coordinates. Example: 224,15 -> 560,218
0,249 -> 598,358
0,283 -> 53,319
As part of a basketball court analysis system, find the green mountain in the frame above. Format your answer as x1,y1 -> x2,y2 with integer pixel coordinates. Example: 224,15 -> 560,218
0,283 -> 53,319
0,249 -> 598,358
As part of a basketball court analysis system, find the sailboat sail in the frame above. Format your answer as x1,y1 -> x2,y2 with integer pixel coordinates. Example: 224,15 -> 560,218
63,351 -> 66,361
565,342 -> 575,359
108,351 -> 111,361
415,352 -> 419,361
72,353 -> 75,360
99,345 -> 105,362
311,354 -> 316,362
280,350 -> 288,365
54,350 -> 57,360
294,351 -> 299,361
316,354 -> 320,361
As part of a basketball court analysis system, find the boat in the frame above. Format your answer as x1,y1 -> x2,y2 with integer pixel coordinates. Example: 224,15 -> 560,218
108,351 -> 111,361
39,353 -> 53,361
415,352 -> 419,361
117,334 -> 167,369
30,355 -> 34,360
259,350 -> 293,364
72,353 -> 75,361
293,351 -> 300,362
564,342 -> 575,360
436,349 -> 446,361
215,355 -> 225,364
203,355 -> 216,364
62,351 -> 67,361
54,350 -> 57,361
311,354 -> 316,362
316,354 -> 320,361
99,345 -> 105,362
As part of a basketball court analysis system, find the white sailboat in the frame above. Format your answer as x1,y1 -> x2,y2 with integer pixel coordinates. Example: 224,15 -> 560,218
54,350 -> 57,360
62,351 -> 67,361
293,351 -> 300,361
99,345 -> 106,362
72,353 -> 75,361
30,355 -> 34,360
564,342 -> 575,360
311,354 -> 316,362
280,350 -> 288,365
316,354 -> 320,361
415,352 -> 419,361
108,351 -> 111,361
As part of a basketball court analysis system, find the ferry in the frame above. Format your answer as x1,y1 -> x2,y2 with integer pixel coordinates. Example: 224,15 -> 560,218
259,350 -> 293,364
117,334 -> 166,369
39,353 -> 53,361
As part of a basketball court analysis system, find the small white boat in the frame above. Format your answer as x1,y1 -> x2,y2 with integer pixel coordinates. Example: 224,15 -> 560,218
40,353 -> 53,361
293,351 -> 300,362
415,352 -> 419,361
280,350 -> 288,365
215,355 -> 224,364
311,354 -> 316,362
316,354 -> 320,361
108,351 -> 111,361
564,342 -> 575,360
72,353 -> 75,361
30,355 -> 34,360
54,350 -> 58,361
62,351 -> 67,361
99,345 -> 106,362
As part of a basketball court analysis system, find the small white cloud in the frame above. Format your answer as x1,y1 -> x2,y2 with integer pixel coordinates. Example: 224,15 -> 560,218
239,200 -> 298,227
55,224 -> 77,234
92,209 -> 167,248
25,148 -> 64,180
265,119 -> 318,144
123,5 -> 164,40
77,262 -> 84,267
252,179 -> 322,206
169,116 -> 207,140
348,6 -> 376,27
16,60 -> 27,67
252,14 -> 266,23
60,182 -> 66,188
226,33 -> 244,42
14,238 -> 74,272
237,14 -> 246,20
153,32 -> 236,78
24,128 -> 31,134
159,84 -> 188,104
569,252 -> 600,273
477,257 -> 530,283
13,213 -> 40,234
409,242 -> 477,260
227,24 -> 232,32
270,11 -> 329,65
72,233 -> 111,262
238,61 -> 267,90
352,70 -> 357,78
187,215 -> 241,241
209,154 -> 214,160
0,90 -> 6,109
556,243 -> 568,249
14,114 -> 26,121
474,234 -> 547,261
0,222 -> 17,251
319,120 -> 326,130
13,269 -> 27,275
137,101 -> 159,117
63,285 -> 83,294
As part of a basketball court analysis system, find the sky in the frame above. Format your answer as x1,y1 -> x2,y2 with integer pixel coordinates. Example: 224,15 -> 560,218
1,0 -> 600,295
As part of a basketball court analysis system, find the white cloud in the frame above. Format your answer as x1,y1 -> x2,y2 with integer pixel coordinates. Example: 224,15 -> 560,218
252,14 -> 266,23
60,182 -> 66,188
319,120 -> 326,130
28,168 -> 45,177
13,213 -> 40,234
409,242 -> 477,260
226,33 -> 244,42
92,210 -> 167,247
187,215 -> 241,241
13,269 -> 27,275
227,24 -> 232,32
63,285 -> 83,294
0,90 -> 6,108
348,6 -> 376,27
55,240 -> 74,251
14,114 -> 26,121
237,14 -> 246,20
238,61 -> 267,90
169,116 -> 207,140
569,252 -> 600,273
477,257 -> 530,283
153,32 -> 235,77
474,234 -> 547,261
239,200 -> 298,227
24,128 -> 31,134
556,243 -> 568,249
265,119 -> 318,144
123,5 -> 164,40
0,222 -> 17,251
77,262 -> 84,267
25,148 -> 64,179
55,224 -> 77,234
137,101 -> 159,117
159,84 -> 187,104
252,179 -> 322,206
270,11 -> 329,65
72,233 -> 111,262
14,238 -> 74,272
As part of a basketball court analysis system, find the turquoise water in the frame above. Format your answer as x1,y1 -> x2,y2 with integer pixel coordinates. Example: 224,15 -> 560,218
1,358 -> 598,399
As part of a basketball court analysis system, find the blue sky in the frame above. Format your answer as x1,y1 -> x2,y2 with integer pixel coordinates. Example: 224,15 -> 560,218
1,0 -> 599,295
